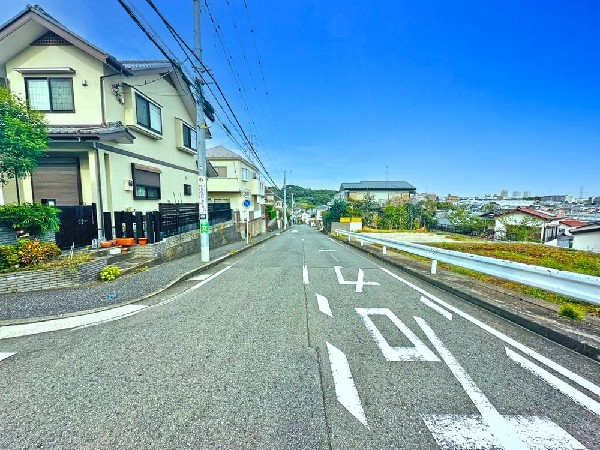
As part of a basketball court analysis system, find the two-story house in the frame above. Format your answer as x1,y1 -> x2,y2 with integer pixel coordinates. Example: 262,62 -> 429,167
207,146 -> 265,236
0,5 -> 203,245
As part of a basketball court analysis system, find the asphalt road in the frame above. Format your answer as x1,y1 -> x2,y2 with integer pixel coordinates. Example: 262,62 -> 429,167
0,225 -> 598,449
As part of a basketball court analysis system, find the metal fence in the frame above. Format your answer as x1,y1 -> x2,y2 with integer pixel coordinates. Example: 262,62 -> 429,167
334,229 -> 600,304
159,203 -> 199,238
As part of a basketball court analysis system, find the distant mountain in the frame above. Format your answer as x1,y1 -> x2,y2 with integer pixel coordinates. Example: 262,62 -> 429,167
277,185 -> 337,208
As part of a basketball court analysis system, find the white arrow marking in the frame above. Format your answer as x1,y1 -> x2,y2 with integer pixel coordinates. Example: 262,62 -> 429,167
316,294 -> 332,317
415,317 -> 528,450
381,267 -> 600,398
334,266 -> 379,293
423,414 -> 586,450
420,296 -> 452,320
0,352 -> 15,362
506,347 -> 600,416
356,308 -> 439,362
326,342 -> 369,429
303,265 -> 309,284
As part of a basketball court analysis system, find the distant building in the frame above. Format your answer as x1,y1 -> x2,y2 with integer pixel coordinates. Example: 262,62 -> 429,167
512,191 -> 522,199
500,189 -> 508,199
494,206 -> 561,242
523,191 -> 531,198
446,194 -> 460,203
338,181 -> 416,205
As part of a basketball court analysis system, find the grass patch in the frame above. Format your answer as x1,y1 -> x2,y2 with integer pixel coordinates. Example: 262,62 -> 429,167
35,252 -> 94,270
558,304 -> 585,321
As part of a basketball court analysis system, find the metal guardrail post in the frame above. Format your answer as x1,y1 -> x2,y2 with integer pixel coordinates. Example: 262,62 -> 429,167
431,260 -> 438,275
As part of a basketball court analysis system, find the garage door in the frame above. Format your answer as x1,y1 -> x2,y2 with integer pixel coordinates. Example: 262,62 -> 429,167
32,157 -> 82,206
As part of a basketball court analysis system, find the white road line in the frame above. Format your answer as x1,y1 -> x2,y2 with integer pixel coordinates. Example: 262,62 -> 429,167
0,305 -> 147,340
506,347 -> 600,416
420,296 -> 452,320
326,342 -> 369,429
415,317 -> 528,450
319,249 -> 336,252
303,265 -> 309,284
328,238 -> 335,242
334,266 -> 380,292
0,352 -> 15,362
330,253 -> 340,263
155,266 -> 233,307
189,274 -> 211,281
316,294 -> 332,317
356,308 -> 439,362
381,267 -> 600,398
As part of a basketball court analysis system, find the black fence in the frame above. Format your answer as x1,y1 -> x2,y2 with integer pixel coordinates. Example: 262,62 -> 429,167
103,210 -> 161,244
209,203 -> 232,226
159,203 -> 199,238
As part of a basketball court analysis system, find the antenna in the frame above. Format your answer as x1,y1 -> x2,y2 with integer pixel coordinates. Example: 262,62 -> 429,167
385,165 -> 388,181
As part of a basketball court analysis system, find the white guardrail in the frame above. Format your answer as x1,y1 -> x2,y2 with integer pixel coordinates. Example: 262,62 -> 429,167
334,229 -> 600,304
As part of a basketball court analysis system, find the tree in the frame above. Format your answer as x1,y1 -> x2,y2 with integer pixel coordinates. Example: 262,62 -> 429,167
0,87 -> 47,191
447,205 -> 487,235
322,200 -> 348,232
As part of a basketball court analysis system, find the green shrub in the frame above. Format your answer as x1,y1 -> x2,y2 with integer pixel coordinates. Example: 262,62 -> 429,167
558,304 -> 585,321
0,203 -> 60,237
0,239 -> 61,270
99,266 -> 121,281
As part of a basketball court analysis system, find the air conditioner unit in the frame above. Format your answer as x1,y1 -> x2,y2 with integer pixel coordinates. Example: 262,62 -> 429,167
124,179 -> 133,191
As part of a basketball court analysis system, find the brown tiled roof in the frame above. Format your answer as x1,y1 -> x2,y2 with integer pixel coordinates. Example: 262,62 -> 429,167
559,219 -> 588,227
511,207 -> 559,221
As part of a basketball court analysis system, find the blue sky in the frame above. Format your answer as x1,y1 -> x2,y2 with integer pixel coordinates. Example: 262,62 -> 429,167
5,1 -> 600,197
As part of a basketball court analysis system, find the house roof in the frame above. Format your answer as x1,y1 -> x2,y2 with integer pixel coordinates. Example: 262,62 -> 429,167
339,181 -> 416,191
47,122 -> 135,144
0,5 -> 131,75
207,146 -> 258,171
559,219 -> 588,227
121,60 -> 173,72
570,222 -> 600,235
498,206 -> 559,221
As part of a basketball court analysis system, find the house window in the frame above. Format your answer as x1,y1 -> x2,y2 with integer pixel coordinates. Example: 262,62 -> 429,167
135,94 -> 162,134
132,164 -> 161,200
214,166 -> 227,177
25,78 -> 74,112
184,184 -> 192,196
241,168 -> 250,181
182,123 -> 196,150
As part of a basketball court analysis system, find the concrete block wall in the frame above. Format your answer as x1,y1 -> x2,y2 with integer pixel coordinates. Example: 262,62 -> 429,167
0,257 -> 107,294
0,226 -> 17,246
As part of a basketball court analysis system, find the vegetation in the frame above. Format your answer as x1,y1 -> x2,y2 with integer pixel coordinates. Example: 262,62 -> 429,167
100,266 -> 121,281
322,200 -> 348,231
0,86 -> 47,184
0,203 -> 61,237
278,185 -> 337,209
0,239 -> 61,271
446,205 -> 489,235
265,204 -> 277,220
558,304 -> 585,321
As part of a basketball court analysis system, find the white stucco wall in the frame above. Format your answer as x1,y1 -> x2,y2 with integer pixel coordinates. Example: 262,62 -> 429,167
572,232 -> 600,253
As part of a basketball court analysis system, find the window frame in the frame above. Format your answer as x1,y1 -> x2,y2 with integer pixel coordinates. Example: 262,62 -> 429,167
182,123 -> 197,151
183,184 -> 192,196
131,164 -> 161,200
25,77 -> 75,112
135,93 -> 162,134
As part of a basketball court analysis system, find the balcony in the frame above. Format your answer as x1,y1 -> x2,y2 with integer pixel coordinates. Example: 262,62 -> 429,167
207,177 -> 241,193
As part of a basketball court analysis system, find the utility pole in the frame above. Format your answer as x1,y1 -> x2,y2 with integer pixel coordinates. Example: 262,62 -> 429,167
283,170 -> 287,230
291,191 -> 294,225
194,0 -> 210,262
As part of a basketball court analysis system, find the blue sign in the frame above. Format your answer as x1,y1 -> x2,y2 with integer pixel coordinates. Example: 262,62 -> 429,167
243,199 -> 251,208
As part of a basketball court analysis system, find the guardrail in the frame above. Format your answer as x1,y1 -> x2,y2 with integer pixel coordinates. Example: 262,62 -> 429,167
334,229 -> 600,304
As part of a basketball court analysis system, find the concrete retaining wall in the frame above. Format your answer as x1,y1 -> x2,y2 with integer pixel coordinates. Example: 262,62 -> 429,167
0,257 -> 107,294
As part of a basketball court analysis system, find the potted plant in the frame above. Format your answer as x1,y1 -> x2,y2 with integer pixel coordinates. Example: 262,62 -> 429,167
138,237 -> 148,245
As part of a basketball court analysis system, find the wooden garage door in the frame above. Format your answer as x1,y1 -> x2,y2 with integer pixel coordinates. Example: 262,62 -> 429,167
32,157 -> 82,206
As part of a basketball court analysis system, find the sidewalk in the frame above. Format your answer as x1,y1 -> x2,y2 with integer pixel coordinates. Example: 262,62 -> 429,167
0,231 -> 278,324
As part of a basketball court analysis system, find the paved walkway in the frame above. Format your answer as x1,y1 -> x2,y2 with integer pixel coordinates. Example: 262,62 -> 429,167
0,231 -> 277,323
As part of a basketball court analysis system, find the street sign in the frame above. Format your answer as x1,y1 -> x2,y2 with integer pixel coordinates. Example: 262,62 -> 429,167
243,199 -> 251,208
198,176 -> 208,216
200,222 -> 209,233
242,189 -> 251,198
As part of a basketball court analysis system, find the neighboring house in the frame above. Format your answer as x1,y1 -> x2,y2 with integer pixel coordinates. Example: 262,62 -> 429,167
570,223 -> 600,253
338,181 -> 416,205
494,207 -> 561,242
558,219 -> 588,236
206,146 -> 265,235
0,5 -> 206,246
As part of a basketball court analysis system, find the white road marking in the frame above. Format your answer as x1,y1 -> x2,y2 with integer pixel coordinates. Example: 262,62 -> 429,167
190,274 -> 211,281
334,266 -> 380,293
356,308 -> 439,362
0,305 -> 147,340
326,341 -> 369,429
319,249 -> 336,252
292,229 -> 299,233
316,294 -> 332,317
328,238 -> 335,242
303,265 -> 309,284
156,266 -> 233,307
330,253 -> 340,263
420,296 -> 452,320
506,347 -> 600,416
423,414 -> 586,450
415,317 -> 528,450
0,352 -> 15,362
381,267 -> 600,398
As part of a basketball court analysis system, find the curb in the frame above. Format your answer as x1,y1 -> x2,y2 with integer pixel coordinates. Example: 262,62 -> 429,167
0,233 -> 279,328
337,237 -> 600,362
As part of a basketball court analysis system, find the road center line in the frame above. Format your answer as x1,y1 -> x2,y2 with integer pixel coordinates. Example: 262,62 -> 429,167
420,296 -> 453,320
326,341 -> 369,429
303,265 -> 309,284
316,294 -> 332,317
381,267 -> 600,397
506,347 -> 600,416
415,317 -> 528,450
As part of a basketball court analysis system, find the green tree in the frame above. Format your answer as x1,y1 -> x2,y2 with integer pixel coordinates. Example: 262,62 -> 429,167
322,200 -> 348,232
447,206 -> 487,235
0,87 -> 47,185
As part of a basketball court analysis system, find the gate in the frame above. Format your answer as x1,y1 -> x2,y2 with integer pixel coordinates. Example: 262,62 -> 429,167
55,205 -> 98,249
